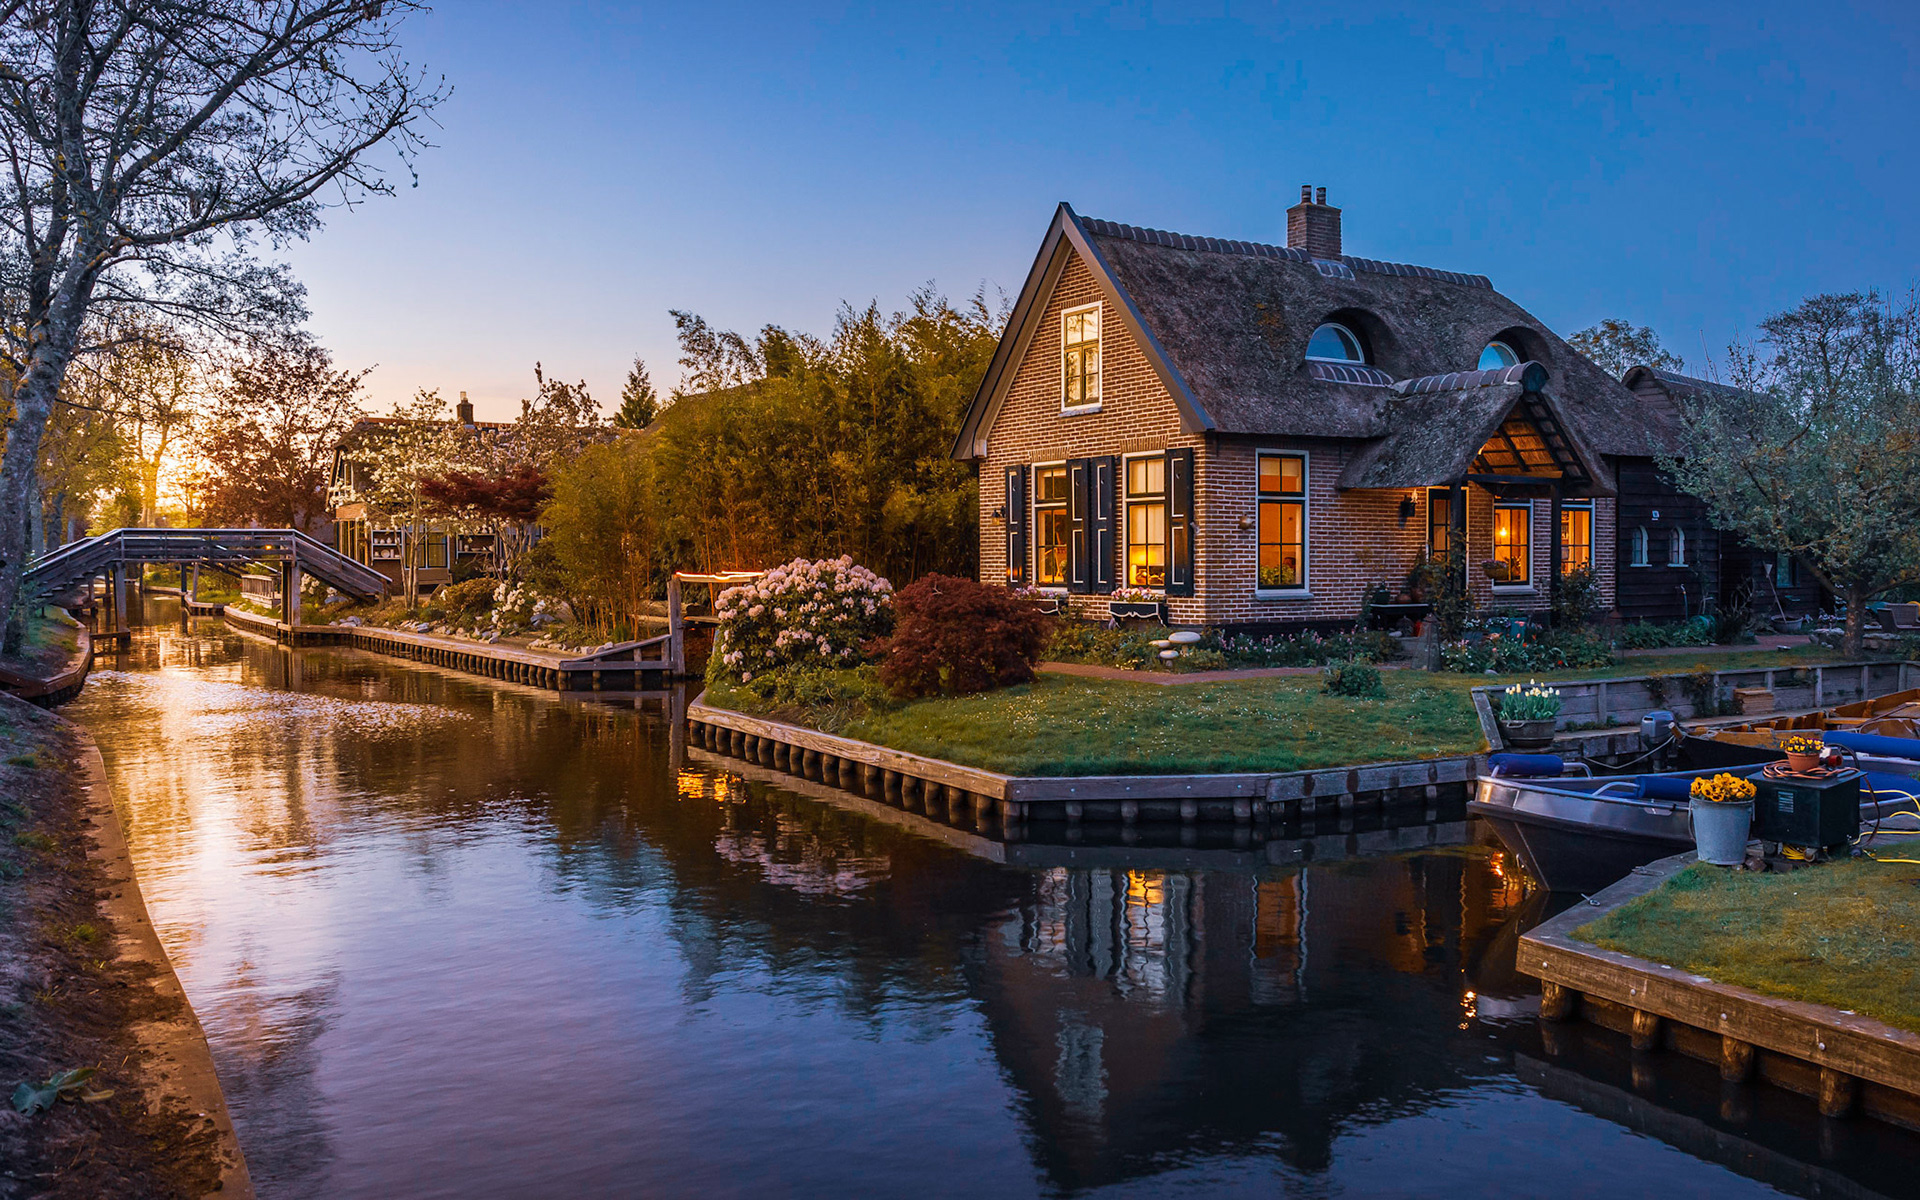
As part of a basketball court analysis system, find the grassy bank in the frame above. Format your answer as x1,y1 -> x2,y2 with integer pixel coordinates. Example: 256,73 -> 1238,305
1574,849 -> 1920,1034
706,671 -> 1487,775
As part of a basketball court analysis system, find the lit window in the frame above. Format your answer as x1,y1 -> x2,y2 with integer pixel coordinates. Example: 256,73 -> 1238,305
1478,340 -> 1519,370
1668,526 -> 1686,567
1492,503 -> 1531,586
1125,457 -> 1167,588
1062,306 -> 1100,409
1258,453 -> 1307,590
1560,502 -> 1592,573
1034,466 -> 1070,586
1305,322 -> 1365,363
1630,527 -> 1650,567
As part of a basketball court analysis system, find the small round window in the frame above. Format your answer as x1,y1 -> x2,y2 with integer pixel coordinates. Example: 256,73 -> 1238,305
1477,340 -> 1519,370
1306,322 -> 1365,363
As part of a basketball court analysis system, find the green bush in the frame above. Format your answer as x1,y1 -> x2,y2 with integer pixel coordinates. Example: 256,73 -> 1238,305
1322,660 -> 1385,698
1551,565 -> 1603,628
433,578 -> 498,622
1615,617 -> 1716,650
1043,625 -> 1165,670
1441,631 -> 1615,674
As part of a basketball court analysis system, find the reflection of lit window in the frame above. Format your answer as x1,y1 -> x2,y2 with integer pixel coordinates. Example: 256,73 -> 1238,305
1492,503 -> 1530,586
1560,502 -> 1592,573
1124,457 -> 1166,588
1258,453 -> 1307,591
1062,304 -> 1101,410
1034,465 -> 1069,586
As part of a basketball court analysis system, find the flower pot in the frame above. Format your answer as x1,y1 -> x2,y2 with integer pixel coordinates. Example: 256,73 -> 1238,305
1784,751 -> 1820,772
1690,798 -> 1754,866
1499,718 -> 1558,750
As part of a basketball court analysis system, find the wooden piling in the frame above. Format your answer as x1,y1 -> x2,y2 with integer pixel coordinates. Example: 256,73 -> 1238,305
1721,1036 -> 1755,1083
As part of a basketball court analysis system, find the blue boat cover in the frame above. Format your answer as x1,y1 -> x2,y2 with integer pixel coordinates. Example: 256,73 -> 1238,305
1861,771 -> 1920,803
1823,730 -> 1920,761
1488,753 -> 1564,778
1635,775 -> 1695,802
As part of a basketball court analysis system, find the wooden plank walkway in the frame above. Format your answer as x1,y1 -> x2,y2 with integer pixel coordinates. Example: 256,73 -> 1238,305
220,607 -> 674,692
1521,852 -> 1920,1129
688,698 -> 1479,832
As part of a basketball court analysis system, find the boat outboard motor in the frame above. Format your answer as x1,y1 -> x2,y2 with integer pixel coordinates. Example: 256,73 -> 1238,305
1640,710 -> 1677,771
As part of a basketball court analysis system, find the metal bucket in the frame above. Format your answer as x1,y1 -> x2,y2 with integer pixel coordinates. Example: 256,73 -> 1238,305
1689,798 -> 1754,866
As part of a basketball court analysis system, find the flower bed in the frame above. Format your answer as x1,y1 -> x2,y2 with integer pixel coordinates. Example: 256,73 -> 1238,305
710,556 -> 893,684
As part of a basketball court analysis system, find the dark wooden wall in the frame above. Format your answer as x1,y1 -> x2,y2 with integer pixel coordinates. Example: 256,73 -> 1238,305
1610,457 -> 1720,624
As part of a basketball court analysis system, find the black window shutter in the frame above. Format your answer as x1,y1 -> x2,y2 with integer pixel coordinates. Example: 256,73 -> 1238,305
1090,455 -> 1118,593
1166,447 -> 1196,597
1067,458 -> 1090,593
1005,465 -> 1028,585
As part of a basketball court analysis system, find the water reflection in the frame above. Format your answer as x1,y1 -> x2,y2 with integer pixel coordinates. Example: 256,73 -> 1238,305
69,601 -> 1917,1199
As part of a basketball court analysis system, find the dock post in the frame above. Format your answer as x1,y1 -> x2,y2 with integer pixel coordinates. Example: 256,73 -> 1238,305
1539,982 -> 1575,1022
1720,1036 -> 1755,1083
189,562 -> 200,602
1630,1009 -> 1662,1052
1815,667 -> 1824,707
111,561 -> 127,639
1818,1068 -> 1857,1118
665,575 -> 686,675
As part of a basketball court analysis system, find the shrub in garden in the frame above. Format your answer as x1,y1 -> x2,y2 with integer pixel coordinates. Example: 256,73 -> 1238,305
880,574 -> 1051,697
434,578 -> 498,623
1322,659 -> 1385,698
710,556 -> 894,684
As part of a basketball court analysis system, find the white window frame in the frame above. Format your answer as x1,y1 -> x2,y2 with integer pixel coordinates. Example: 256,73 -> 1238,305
1630,526 -> 1650,567
1255,449 -> 1311,598
1491,499 -> 1535,592
1667,526 -> 1687,567
1060,302 -> 1103,416
1030,459 -> 1071,592
1122,452 -> 1167,592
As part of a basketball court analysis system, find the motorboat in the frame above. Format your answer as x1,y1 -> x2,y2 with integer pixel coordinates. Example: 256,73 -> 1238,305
1468,754 -> 1920,894
1683,688 -> 1920,777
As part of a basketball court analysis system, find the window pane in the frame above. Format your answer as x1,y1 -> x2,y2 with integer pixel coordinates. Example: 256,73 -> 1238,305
1128,457 -> 1164,497
1560,506 -> 1592,573
1477,341 -> 1519,370
1258,498 -> 1305,589
1259,453 -> 1305,496
1306,323 -> 1362,362
1037,508 -> 1070,585
1037,466 -> 1068,502
1493,505 -> 1530,585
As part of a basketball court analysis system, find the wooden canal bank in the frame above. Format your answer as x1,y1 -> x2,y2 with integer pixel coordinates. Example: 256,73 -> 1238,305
0,617 -> 92,707
1521,853 -> 1920,1131
688,698 -> 1480,840
220,605 -> 679,692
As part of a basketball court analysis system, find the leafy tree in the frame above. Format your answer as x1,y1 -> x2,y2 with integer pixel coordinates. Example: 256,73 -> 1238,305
0,1 -> 442,644
193,339 -> 368,532
540,436 -> 660,639
420,464 -> 550,582
613,358 -> 661,429
1568,318 -> 1684,378
1664,292 -> 1920,656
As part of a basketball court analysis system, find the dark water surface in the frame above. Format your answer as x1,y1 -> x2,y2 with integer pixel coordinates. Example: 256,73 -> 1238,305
67,600 -> 1918,1199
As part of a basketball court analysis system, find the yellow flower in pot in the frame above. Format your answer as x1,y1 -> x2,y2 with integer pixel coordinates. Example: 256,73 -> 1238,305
1778,734 -> 1825,772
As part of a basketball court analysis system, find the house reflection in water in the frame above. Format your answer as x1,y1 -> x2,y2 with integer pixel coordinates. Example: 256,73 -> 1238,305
972,855 -> 1530,1190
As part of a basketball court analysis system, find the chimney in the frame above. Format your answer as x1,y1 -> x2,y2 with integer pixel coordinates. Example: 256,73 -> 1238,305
456,391 -> 474,427
1287,184 -> 1342,260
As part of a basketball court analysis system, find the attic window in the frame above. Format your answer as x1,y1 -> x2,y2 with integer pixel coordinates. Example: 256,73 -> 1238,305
1478,340 -> 1519,370
1305,322 -> 1365,363
1062,304 -> 1101,412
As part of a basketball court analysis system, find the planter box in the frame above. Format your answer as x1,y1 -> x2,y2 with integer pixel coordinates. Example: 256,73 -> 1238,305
1499,718 -> 1558,750
1026,595 -> 1066,617
1108,601 -> 1166,622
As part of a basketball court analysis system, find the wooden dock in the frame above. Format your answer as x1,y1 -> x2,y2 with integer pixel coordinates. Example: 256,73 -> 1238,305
688,698 -> 1479,837
1521,853 -> 1920,1130
221,606 -> 676,691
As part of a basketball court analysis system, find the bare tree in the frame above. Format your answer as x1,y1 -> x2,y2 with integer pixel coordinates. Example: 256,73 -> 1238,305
0,0 -> 442,642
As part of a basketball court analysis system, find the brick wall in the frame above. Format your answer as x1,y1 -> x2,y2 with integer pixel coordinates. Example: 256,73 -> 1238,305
975,244 -> 1620,628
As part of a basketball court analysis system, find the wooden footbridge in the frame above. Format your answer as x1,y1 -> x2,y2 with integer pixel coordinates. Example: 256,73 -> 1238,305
25,528 -> 388,643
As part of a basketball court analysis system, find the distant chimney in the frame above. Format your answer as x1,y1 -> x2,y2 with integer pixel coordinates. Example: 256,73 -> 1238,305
456,391 -> 474,427
1287,184 -> 1342,260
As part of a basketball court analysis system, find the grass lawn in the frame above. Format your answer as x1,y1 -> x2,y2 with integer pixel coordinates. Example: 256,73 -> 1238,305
706,672 -> 1487,775
1575,846 -> 1920,1034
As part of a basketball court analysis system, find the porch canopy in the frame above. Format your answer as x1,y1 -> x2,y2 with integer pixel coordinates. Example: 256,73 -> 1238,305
1337,362 -> 1615,496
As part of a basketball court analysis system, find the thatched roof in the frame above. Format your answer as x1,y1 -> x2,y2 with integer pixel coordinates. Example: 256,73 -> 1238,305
954,204 -> 1668,461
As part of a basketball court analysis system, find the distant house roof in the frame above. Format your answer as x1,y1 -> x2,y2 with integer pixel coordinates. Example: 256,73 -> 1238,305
954,203 -> 1668,462
1620,366 -> 1766,458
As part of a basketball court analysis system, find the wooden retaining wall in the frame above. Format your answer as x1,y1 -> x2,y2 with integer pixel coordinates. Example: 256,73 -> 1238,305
220,607 -> 671,692
1521,854 -> 1920,1131
687,699 -> 1479,838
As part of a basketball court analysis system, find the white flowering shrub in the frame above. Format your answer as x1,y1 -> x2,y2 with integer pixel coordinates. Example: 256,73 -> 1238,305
711,556 -> 893,683
491,581 -> 553,631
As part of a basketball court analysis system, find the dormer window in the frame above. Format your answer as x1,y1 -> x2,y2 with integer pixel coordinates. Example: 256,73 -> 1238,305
1478,340 -> 1519,370
1062,303 -> 1101,412
1305,322 -> 1365,363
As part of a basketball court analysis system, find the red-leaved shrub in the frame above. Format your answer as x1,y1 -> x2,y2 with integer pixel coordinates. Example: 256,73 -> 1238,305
879,575 -> 1051,697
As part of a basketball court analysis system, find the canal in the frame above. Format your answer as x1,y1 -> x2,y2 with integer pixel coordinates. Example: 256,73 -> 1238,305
67,599 -> 1920,1198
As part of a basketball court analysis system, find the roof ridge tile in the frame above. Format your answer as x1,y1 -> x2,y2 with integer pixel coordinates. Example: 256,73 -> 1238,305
1079,214 -> 1491,286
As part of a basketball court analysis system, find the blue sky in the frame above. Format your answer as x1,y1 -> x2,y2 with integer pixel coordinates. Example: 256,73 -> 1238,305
283,1 -> 1920,418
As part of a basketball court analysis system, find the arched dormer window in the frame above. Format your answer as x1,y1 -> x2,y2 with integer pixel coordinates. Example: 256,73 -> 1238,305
1630,527 -> 1650,567
1306,322 -> 1366,363
1477,340 -> 1519,371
